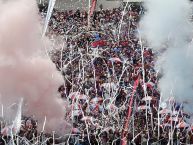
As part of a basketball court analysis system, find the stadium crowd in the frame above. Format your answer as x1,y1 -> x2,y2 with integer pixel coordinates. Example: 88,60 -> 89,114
0,3 -> 193,145
42,4 -> 193,145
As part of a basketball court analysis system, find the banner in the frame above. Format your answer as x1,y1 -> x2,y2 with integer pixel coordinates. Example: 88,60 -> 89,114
121,77 -> 140,145
89,0 -> 97,16
91,40 -> 106,48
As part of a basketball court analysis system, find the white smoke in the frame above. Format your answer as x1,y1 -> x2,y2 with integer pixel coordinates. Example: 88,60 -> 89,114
140,0 -> 193,112
140,0 -> 192,48
0,0 -> 70,133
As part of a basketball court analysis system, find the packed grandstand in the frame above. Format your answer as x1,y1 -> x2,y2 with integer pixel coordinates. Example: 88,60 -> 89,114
0,0 -> 193,145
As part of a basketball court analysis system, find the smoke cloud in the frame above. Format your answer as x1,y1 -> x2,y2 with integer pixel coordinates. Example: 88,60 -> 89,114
0,0 -> 70,133
140,0 -> 193,112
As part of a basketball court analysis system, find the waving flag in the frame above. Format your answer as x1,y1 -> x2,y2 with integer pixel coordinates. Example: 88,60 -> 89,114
90,97 -> 103,104
137,105 -> 150,111
72,128 -> 81,134
121,77 -> 140,145
177,122 -> 189,128
68,92 -> 88,100
1,98 -> 23,136
109,57 -> 122,63
146,82 -> 155,89
91,40 -> 107,48
89,0 -> 97,16
142,96 -> 153,101
94,33 -> 100,41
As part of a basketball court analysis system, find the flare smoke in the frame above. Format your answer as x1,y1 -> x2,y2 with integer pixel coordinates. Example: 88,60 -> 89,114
140,0 -> 193,112
0,0 -> 69,133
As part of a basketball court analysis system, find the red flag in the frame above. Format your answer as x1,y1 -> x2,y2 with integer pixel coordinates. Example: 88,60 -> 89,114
121,77 -> 140,145
89,0 -> 97,16
91,40 -> 106,47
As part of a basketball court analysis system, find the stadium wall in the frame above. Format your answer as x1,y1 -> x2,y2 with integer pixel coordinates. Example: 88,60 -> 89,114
37,0 -> 122,10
